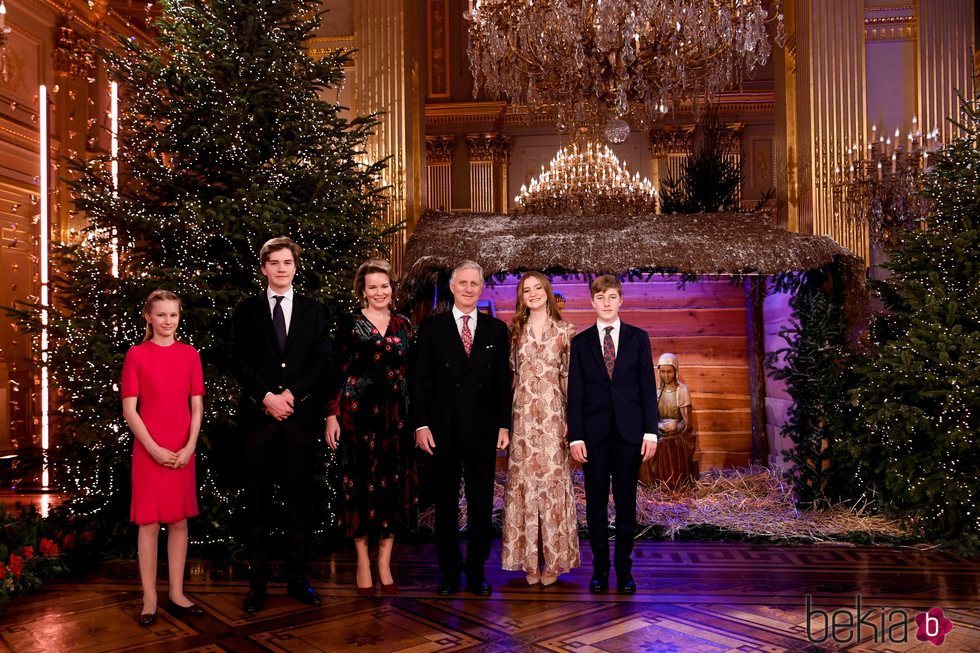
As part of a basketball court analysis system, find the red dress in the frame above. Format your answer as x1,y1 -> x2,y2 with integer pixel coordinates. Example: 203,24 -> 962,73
121,341 -> 205,525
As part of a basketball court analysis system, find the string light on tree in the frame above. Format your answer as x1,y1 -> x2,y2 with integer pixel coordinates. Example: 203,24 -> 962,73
9,0 -> 388,551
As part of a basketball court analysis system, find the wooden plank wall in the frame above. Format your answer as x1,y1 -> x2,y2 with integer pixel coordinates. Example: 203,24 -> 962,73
762,284 -> 796,472
481,275 -> 753,470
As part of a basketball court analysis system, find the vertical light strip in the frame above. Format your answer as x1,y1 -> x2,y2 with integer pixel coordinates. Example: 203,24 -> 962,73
39,83 -> 50,489
110,81 -> 119,277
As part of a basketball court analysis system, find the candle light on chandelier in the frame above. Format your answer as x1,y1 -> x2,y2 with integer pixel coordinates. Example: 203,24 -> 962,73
514,141 -> 657,216
833,115 -> 942,246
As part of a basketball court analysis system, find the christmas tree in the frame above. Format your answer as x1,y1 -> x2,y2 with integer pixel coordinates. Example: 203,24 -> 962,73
852,96 -> 980,551
9,0 -> 387,554
659,105 -> 743,214
766,274 -> 867,509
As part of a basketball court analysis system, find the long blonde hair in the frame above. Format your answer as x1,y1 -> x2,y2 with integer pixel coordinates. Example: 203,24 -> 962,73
141,290 -> 182,342
509,271 -> 561,352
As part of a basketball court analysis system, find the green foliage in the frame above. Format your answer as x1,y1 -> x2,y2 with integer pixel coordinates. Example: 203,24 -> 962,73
0,505 -> 100,605
766,275 -> 869,508
851,96 -> 980,552
6,0 -> 388,556
659,105 -> 744,214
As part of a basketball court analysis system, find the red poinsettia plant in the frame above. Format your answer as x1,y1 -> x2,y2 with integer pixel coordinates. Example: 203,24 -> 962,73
0,505 -> 93,606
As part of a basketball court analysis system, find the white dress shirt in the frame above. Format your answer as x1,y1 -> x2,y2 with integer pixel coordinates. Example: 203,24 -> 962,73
267,286 -> 294,333
596,317 -> 621,354
569,318 -> 657,447
452,304 -> 478,339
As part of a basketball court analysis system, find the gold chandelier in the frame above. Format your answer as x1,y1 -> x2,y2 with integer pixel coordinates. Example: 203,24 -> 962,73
833,117 -> 942,246
514,141 -> 657,216
465,0 -> 785,138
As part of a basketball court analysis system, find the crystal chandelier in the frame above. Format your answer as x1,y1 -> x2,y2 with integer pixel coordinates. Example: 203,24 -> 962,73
465,0 -> 785,136
514,141 -> 658,216
832,116 -> 942,246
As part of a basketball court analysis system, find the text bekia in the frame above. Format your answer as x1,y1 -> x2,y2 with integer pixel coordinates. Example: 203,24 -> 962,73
806,595 -> 909,645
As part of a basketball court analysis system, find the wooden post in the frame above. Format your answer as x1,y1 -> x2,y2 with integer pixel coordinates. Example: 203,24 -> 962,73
745,277 -> 770,465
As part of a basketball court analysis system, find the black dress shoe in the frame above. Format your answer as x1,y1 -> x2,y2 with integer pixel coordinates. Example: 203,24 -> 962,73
436,577 -> 460,596
617,577 -> 637,594
589,574 -> 609,594
166,600 -> 205,616
287,580 -> 322,605
466,579 -> 492,596
138,611 -> 157,627
243,587 -> 267,613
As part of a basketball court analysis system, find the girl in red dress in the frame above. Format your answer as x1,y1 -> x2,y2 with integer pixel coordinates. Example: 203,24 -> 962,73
121,290 -> 205,625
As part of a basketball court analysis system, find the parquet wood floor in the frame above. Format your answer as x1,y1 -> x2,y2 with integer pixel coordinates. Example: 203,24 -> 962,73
1,541 -> 977,652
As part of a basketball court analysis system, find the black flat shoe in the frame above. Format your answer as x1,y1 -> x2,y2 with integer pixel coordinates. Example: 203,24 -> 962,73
589,574 -> 609,594
287,580 -> 322,605
436,577 -> 459,596
166,600 -> 205,616
466,579 -> 492,596
617,577 -> 637,594
138,612 -> 157,627
243,587 -> 267,613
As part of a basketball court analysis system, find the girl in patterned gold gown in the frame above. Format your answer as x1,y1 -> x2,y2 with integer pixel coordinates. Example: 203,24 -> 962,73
501,272 -> 580,586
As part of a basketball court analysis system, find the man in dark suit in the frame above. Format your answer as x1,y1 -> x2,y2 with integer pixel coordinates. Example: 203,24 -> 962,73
568,275 -> 658,595
231,237 -> 331,613
412,260 -> 511,597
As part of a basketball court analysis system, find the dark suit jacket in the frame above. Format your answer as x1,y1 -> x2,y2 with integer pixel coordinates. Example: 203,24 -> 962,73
231,292 -> 332,432
567,321 -> 659,446
411,310 -> 511,449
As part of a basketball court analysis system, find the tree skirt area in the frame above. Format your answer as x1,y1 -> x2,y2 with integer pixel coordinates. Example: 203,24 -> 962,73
419,466 -> 912,544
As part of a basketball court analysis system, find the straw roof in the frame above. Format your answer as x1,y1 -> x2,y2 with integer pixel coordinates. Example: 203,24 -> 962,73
402,210 -> 863,285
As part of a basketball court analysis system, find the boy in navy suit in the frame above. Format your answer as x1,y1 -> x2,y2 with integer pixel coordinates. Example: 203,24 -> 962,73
567,275 -> 658,594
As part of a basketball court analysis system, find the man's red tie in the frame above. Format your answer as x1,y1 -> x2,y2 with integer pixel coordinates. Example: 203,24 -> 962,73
461,314 -> 473,356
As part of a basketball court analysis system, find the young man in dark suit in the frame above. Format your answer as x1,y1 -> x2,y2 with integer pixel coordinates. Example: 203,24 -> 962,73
568,275 -> 658,594
231,237 -> 332,613
412,260 -> 511,597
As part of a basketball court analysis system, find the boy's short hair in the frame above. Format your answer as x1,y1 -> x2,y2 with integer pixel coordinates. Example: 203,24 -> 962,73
591,274 -> 622,296
259,237 -> 302,265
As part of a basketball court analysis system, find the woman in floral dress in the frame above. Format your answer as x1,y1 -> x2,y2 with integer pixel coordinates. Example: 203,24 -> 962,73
502,272 -> 580,586
326,259 -> 415,596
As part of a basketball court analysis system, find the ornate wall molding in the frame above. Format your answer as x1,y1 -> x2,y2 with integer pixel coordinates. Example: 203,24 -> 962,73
466,133 -> 511,164
426,135 -> 455,211
426,0 -> 450,99
307,35 -> 355,59
0,115 -> 39,150
425,101 -> 507,127
54,25 -> 95,80
721,122 -> 744,155
648,126 -> 694,156
425,134 -> 456,164
466,133 -> 510,213
864,6 -> 916,41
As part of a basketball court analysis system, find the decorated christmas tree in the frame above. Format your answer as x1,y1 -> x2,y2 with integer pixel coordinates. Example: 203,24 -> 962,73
852,96 -> 980,551
10,0 -> 387,554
